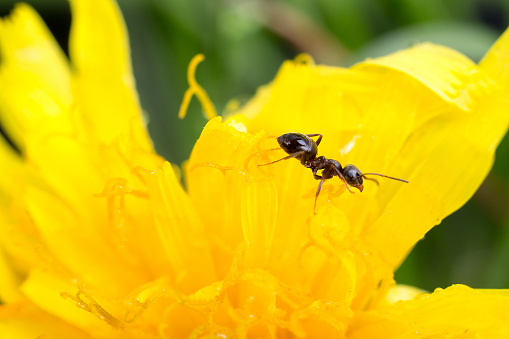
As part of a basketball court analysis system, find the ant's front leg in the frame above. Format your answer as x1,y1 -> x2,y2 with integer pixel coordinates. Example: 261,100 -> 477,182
331,166 -> 355,193
313,175 -> 325,214
310,166 -> 322,180
258,151 -> 306,167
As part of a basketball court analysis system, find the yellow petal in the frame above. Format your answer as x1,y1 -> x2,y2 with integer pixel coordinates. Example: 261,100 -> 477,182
480,26 -> 509,89
241,178 -> 278,267
0,247 -> 23,303
0,4 -> 72,149
349,285 -> 509,338
20,269 -> 126,337
25,180 -> 150,296
384,284 -> 426,304
228,43 -> 509,270
0,301 -> 92,339
355,43 -> 486,111
0,136 -> 22,202
358,44 -> 509,267
145,161 -> 217,293
69,0 -> 152,148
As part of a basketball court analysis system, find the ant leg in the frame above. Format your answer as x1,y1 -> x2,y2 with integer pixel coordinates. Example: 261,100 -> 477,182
258,151 -> 305,167
331,166 -> 355,194
306,134 -> 323,146
314,178 -> 325,215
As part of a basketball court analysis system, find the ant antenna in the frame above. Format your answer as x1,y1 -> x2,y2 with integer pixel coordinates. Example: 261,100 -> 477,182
362,173 -> 409,184
363,177 -> 379,186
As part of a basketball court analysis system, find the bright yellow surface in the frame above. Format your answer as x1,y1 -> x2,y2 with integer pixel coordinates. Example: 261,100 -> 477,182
0,0 -> 509,338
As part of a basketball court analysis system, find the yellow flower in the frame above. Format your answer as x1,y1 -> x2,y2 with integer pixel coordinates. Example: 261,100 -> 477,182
1,0 -> 509,338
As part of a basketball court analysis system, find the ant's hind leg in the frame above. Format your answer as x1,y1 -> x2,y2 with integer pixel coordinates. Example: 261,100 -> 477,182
306,134 -> 323,146
258,151 -> 305,167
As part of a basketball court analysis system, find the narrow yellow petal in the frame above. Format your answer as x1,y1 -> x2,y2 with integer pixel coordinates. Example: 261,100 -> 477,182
0,247 -> 23,303
146,162 -> 217,293
0,4 -> 72,149
0,137 -> 23,202
69,0 -> 130,79
241,179 -> 278,267
69,0 -> 152,148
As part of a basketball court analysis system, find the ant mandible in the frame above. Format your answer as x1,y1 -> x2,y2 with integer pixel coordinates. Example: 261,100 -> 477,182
259,133 -> 409,213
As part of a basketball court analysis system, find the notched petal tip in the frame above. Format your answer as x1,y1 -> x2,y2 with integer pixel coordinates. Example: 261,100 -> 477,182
354,43 -> 485,111
480,26 -> 509,89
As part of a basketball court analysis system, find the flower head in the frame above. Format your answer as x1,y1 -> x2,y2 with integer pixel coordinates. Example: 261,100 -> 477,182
1,0 -> 509,338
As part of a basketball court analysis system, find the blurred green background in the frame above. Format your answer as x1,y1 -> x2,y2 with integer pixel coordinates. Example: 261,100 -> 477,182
1,0 -> 508,292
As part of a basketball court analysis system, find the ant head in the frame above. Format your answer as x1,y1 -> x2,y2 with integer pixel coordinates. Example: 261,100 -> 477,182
343,164 -> 364,192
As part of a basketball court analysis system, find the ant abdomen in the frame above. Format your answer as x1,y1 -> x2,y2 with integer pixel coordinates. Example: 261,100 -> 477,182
277,133 -> 318,164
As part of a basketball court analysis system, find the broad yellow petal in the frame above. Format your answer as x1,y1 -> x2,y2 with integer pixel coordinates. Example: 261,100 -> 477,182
357,44 -> 508,267
228,43 -> 509,270
349,285 -> 509,338
356,43 -> 485,111
0,301 -> 92,339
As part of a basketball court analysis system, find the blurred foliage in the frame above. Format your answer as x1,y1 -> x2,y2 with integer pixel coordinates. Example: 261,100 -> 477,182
1,0 -> 509,292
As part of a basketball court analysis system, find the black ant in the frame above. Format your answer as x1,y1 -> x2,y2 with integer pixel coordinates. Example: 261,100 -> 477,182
259,133 -> 409,213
